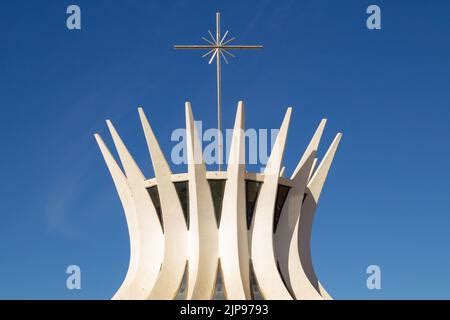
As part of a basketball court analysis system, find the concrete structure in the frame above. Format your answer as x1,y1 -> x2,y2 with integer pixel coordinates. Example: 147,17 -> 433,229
94,101 -> 342,300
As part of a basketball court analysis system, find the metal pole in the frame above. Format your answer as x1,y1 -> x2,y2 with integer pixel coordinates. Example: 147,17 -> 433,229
216,12 -> 222,171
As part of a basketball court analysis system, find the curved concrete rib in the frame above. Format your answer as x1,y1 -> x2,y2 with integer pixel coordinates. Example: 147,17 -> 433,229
276,152 -> 317,298
292,119 -> 327,178
138,108 -> 188,299
274,120 -> 326,299
288,133 -> 342,300
106,120 -> 164,299
219,102 -> 251,299
251,108 -> 293,300
185,102 -> 219,299
94,134 -> 139,299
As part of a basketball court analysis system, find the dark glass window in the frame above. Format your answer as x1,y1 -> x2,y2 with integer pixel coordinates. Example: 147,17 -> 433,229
147,186 -> 163,231
213,262 -> 225,300
245,180 -> 262,229
302,192 -> 308,205
273,185 -> 290,233
175,263 -> 188,300
208,179 -> 226,227
174,181 -> 190,229
249,260 -> 263,300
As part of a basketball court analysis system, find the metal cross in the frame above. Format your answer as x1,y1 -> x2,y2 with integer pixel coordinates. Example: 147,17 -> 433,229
174,12 -> 263,171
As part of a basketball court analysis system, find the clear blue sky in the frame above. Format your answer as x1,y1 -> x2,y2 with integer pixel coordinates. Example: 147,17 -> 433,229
0,0 -> 449,299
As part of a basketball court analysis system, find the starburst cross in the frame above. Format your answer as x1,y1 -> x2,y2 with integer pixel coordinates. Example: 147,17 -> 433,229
174,12 -> 263,171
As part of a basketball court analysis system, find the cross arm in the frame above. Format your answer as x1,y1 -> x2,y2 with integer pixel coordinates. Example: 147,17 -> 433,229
174,45 -> 263,50
174,45 -> 215,50
222,45 -> 263,49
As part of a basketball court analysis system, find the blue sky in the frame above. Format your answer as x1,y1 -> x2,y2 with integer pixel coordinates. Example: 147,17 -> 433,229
0,0 -> 449,299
